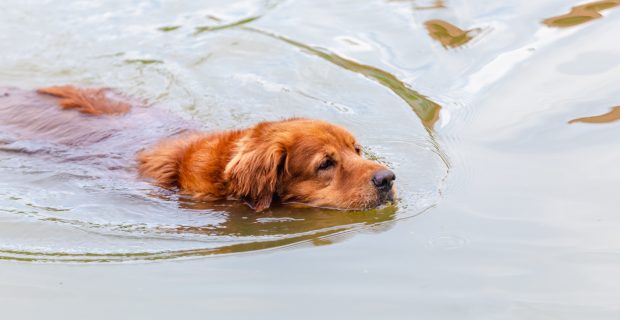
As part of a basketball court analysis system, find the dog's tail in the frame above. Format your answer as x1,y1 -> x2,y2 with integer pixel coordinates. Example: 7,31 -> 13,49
37,85 -> 130,116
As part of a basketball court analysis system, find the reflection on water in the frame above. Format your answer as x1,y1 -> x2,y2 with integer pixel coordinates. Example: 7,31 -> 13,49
125,59 -> 164,65
385,0 -> 445,10
177,5 -> 443,130
569,106 -> 620,124
242,28 -> 442,130
158,25 -> 181,32
415,0 -> 446,10
175,200 -> 398,237
0,208 -> 398,263
0,175 -> 399,262
0,228 -> 345,263
424,19 -> 479,48
195,16 -> 260,34
543,0 -> 620,28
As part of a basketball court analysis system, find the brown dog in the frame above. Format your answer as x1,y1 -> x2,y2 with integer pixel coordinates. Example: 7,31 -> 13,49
0,85 -> 395,212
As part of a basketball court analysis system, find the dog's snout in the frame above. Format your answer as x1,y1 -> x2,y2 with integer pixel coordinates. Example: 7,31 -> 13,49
372,169 -> 395,191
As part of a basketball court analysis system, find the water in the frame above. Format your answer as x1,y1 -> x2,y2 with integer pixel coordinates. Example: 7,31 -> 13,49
1,0 -> 620,319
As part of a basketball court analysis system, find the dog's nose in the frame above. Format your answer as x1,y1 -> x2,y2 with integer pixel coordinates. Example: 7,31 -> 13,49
372,169 -> 395,191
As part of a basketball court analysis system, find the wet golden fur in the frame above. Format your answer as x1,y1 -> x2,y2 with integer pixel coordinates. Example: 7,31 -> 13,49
15,86 -> 395,211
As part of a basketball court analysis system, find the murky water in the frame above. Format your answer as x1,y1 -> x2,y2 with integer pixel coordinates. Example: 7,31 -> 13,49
1,0 -> 620,318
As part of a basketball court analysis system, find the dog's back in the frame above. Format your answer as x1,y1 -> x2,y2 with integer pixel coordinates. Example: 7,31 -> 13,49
0,86 -> 190,171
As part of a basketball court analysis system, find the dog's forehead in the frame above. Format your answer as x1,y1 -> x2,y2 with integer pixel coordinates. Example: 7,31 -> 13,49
297,121 -> 356,144
283,123 -> 356,161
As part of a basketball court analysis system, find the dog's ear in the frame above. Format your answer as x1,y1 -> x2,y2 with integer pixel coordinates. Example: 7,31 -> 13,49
226,139 -> 287,212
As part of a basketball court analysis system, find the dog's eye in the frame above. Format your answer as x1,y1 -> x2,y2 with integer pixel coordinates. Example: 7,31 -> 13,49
318,158 -> 335,170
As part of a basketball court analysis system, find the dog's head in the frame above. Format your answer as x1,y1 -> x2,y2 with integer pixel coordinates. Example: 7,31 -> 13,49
225,119 -> 396,211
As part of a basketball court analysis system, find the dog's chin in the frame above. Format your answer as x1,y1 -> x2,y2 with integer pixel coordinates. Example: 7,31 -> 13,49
341,187 -> 398,210
368,187 -> 397,209
282,187 -> 397,211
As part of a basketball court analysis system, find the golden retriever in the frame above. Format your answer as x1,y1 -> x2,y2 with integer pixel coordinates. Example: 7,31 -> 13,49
0,85 -> 396,211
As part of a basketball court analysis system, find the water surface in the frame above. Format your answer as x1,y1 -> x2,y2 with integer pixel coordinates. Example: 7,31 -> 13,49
1,0 -> 620,319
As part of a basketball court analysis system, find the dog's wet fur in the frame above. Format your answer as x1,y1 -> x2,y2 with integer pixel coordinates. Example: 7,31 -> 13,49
0,86 -> 395,211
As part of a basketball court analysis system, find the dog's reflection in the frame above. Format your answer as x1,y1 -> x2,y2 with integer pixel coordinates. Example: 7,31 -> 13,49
172,197 -> 398,242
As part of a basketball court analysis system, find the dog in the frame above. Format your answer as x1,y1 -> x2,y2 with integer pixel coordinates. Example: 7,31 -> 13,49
0,85 -> 396,212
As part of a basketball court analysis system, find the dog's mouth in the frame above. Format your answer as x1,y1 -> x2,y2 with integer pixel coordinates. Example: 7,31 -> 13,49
277,185 -> 398,211
377,187 -> 396,205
